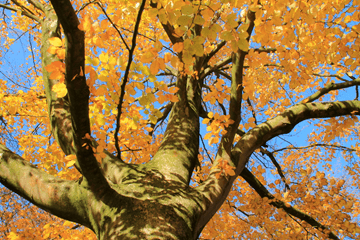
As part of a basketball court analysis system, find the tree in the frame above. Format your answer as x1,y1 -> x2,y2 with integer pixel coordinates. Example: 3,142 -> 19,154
0,0 -> 359,239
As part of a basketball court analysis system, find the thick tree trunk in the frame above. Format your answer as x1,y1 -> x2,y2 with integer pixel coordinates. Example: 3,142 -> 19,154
89,185 -> 198,239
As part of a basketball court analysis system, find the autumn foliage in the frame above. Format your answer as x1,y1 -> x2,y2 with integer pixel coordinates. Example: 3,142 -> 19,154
0,0 -> 360,239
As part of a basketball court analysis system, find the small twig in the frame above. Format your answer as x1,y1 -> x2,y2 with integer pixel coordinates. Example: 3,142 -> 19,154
96,2 -> 130,51
200,134 -> 213,163
260,147 -> 290,191
313,73 -> 349,82
28,33 -> 38,77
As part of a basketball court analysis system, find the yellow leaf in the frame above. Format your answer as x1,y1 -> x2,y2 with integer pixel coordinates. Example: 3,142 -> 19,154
168,86 -> 179,94
63,221 -> 73,227
49,37 -> 62,47
177,16 -> 191,26
65,154 -> 77,161
66,160 -> 76,168
284,191 -> 290,199
49,70 -> 64,80
52,83 -> 67,98
99,52 -> 109,63
7,232 -> 20,240
47,45 -> 58,54
202,118 -> 210,124
141,51 -> 154,64
97,114 -> 105,125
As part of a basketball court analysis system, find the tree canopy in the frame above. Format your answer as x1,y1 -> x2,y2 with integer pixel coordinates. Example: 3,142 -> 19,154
0,0 -> 360,239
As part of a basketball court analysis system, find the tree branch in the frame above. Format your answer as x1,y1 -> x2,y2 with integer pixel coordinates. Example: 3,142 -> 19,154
0,2 -> 40,21
148,102 -> 173,137
40,6 -> 74,156
200,56 -> 232,80
195,8 -> 257,235
220,7 -> 256,154
197,100 -> 360,236
27,0 -> 45,12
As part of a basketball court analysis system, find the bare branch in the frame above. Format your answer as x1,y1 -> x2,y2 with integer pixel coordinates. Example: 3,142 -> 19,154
272,143 -> 356,154
114,0 -> 146,159
253,47 -> 277,53
260,147 -> 290,191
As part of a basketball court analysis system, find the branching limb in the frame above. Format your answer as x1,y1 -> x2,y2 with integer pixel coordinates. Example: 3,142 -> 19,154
303,78 -> 360,103
194,8 -> 257,235
200,56 -> 232,80
49,0 -> 111,192
240,167 -> 339,240
203,41 -> 226,64
0,143 -> 91,229
232,100 -> 360,167
220,8 -> 256,153
114,0 -> 146,159
27,0 -> 45,12
148,102 -> 173,137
